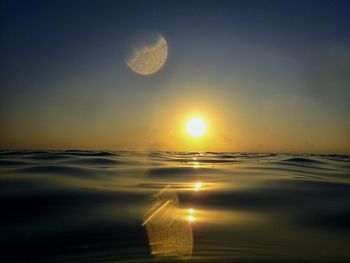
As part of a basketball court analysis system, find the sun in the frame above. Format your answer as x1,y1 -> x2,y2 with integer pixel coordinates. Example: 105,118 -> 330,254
186,117 -> 207,138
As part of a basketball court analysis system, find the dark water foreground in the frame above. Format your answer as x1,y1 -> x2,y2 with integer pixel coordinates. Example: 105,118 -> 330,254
1,151 -> 350,263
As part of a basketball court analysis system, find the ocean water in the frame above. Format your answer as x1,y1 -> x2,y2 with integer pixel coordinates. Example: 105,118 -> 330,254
1,151 -> 350,263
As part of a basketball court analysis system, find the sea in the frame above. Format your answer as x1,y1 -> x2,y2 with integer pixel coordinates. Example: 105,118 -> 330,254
1,151 -> 350,262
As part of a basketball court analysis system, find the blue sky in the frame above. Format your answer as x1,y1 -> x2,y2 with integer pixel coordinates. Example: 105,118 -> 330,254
1,0 -> 349,152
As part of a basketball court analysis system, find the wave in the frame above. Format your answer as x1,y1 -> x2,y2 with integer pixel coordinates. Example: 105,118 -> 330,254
1,151 -> 350,262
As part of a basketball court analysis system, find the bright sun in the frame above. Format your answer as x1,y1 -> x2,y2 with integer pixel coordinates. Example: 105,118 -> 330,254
186,117 -> 207,138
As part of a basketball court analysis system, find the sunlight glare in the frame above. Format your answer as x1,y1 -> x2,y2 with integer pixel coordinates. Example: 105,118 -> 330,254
186,117 -> 207,138
194,182 -> 203,191
187,215 -> 195,222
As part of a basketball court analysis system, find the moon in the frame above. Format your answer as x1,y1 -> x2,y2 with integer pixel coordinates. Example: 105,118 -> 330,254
127,36 -> 168,75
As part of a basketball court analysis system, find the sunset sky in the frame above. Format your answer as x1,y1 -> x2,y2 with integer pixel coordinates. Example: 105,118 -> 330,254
1,0 -> 349,153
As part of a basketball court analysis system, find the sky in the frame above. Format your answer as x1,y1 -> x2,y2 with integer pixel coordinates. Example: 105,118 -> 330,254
1,0 -> 349,153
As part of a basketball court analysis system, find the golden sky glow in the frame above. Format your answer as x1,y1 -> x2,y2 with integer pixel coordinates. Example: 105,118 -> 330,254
1,90 -> 348,153
1,1 -> 350,154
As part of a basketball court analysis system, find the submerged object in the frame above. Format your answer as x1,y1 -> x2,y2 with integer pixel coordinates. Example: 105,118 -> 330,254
142,186 -> 193,258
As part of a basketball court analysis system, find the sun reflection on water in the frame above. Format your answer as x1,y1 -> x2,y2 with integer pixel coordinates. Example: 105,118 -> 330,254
194,181 -> 203,191
142,174 -> 221,258
143,186 -> 193,258
192,161 -> 200,168
187,215 -> 195,222
186,208 -> 196,222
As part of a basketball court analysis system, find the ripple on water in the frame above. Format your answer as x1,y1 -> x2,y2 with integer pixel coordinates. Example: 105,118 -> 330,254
0,151 -> 349,262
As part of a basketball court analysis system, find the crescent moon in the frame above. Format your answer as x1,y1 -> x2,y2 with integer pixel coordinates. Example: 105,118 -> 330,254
127,36 -> 168,75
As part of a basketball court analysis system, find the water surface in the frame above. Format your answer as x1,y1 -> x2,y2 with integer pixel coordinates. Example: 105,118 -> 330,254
1,151 -> 350,262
